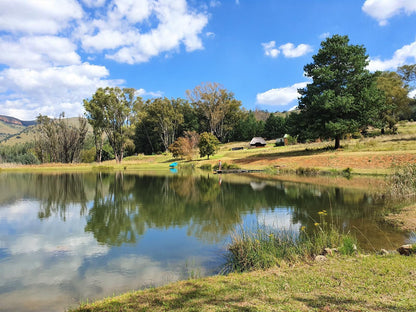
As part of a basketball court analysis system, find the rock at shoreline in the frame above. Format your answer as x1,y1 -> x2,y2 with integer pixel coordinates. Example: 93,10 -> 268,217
315,255 -> 327,262
397,244 -> 415,256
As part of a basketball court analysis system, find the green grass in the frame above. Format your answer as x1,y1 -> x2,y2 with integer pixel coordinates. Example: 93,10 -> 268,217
68,254 -> 416,312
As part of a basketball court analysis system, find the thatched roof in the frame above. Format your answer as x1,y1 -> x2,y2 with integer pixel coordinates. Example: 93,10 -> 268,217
250,137 -> 267,145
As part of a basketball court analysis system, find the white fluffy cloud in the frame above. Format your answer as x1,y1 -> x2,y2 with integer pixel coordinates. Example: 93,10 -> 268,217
0,36 -> 80,69
368,40 -> 416,71
262,41 -> 280,58
0,63 -> 122,119
262,41 -> 312,58
136,88 -> 164,98
256,82 -> 307,106
362,0 -> 416,26
0,0 -> 209,119
279,43 -> 313,58
0,0 -> 83,34
80,0 -> 208,64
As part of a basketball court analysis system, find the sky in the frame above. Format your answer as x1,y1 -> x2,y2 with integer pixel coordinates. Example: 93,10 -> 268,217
0,0 -> 416,120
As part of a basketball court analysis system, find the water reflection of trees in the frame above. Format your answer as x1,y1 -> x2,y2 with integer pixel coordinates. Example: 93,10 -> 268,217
36,174 -> 90,220
0,172 -> 390,247
83,173 -> 386,246
0,173 -> 92,221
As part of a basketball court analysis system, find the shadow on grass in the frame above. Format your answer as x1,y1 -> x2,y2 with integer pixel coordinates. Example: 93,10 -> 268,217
76,283 -> 259,312
293,295 -> 416,311
233,146 -> 336,165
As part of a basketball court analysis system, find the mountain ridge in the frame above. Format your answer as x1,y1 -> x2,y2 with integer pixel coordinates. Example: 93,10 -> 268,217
0,115 -> 36,127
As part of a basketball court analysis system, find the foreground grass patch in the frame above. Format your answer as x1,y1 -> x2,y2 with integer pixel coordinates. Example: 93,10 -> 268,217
69,254 -> 416,312
223,219 -> 356,273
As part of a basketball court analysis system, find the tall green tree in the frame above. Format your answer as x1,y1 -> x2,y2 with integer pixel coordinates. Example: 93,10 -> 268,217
376,71 -> 411,133
263,113 -> 286,139
84,87 -> 139,163
144,97 -> 184,151
398,64 -> 416,118
398,64 -> 416,88
84,93 -> 105,162
232,111 -> 264,141
198,132 -> 219,159
35,114 -> 87,163
187,82 -> 242,142
298,35 -> 384,148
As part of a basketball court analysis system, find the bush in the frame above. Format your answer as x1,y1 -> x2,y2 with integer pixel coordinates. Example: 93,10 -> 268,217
199,164 -> 212,171
213,162 -> 240,170
80,147 -> 96,163
296,167 -> 319,176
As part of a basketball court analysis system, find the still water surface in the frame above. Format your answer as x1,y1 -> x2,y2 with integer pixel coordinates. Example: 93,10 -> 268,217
0,172 -> 412,311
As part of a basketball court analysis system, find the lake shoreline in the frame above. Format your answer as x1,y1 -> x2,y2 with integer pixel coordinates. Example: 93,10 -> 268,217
385,204 -> 416,231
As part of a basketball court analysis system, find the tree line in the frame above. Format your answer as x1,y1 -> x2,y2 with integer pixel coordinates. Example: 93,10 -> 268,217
1,34 -> 415,164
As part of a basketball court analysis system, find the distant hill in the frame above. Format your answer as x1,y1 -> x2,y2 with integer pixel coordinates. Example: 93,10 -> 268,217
0,115 -> 36,127
0,115 -> 91,146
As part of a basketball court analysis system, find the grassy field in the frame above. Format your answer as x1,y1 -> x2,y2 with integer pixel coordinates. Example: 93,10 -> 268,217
2,121 -> 416,175
69,254 -> 416,312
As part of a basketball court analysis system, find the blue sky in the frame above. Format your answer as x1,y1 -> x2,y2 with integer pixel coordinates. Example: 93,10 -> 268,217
0,0 -> 416,120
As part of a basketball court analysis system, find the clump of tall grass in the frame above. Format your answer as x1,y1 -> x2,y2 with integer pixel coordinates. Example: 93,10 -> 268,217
213,162 -> 240,170
296,167 -> 319,176
199,164 -> 212,171
387,163 -> 416,198
223,211 -> 357,273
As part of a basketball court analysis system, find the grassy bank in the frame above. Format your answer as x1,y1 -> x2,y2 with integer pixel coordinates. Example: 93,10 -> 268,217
69,254 -> 416,312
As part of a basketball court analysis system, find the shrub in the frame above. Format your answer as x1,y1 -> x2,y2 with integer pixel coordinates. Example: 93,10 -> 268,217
296,167 -> 319,176
169,137 -> 195,160
213,162 -> 240,170
80,147 -> 96,163
199,164 -> 212,171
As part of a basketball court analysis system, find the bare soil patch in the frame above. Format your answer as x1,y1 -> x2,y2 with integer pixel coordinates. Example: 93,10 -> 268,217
385,204 -> 416,231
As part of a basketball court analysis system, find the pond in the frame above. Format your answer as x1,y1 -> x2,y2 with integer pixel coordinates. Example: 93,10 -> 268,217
0,171 -> 412,312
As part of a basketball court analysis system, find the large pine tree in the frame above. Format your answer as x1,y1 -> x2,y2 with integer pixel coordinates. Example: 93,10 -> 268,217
298,35 -> 384,148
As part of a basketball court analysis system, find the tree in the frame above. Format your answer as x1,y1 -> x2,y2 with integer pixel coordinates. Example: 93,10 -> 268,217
376,71 -> 411,133
398,64 -> 416,88
263,113 -> 286,139
187,82 -> 242,142
198,132 -> 219,159
169,131 -> 200,160
84,94 -> 105,163
84,87 -> 139,163
231,111 -> 264,141
35,114 -> 87,163
144,97 -> 184,151
298,35 -> 384,148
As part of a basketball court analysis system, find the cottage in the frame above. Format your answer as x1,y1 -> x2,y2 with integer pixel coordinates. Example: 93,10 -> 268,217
249,137 -> 267,147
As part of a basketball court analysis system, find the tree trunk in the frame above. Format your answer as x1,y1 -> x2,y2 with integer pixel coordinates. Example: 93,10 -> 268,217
334,136 -> 340,149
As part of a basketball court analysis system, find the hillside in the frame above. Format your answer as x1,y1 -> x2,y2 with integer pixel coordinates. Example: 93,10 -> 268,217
0,115 -> 36,126
0,115 -> 92,146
